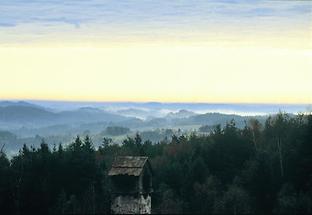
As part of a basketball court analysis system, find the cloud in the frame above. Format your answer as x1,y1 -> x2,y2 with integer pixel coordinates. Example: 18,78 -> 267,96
0,0 -> 310,26
0,0 -> 310,43
32,17 -> 81,28
0,22 -> 16,27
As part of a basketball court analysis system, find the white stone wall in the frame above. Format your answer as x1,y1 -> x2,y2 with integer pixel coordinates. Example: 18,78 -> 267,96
111,195 -> 151,214
139,195 -> 151,214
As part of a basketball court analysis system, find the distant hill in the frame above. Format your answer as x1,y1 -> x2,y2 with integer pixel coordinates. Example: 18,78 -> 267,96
0,130 -> 17,141
0,101 -> 269,131
58,108 -> 127,123
0,101 -> 45,109
174,112 -> 267,128
0,105 -> 56,123
0,104 -> 130,128
166,109 -> 196,119
101,126 -> 130,136
116,108 -> 151,119
111,112 -> 268,129
189,112 -> 245,125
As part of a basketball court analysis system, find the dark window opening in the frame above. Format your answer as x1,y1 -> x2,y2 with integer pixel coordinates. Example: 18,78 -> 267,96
112,176 -> 137,193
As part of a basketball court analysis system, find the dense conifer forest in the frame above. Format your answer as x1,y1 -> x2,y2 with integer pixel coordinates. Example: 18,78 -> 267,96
0,113 -> 311,214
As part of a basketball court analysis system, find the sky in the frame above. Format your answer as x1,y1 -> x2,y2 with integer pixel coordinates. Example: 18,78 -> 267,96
0,0 -> 311,103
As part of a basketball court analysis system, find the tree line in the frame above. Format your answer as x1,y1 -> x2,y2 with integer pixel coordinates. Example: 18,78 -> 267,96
0,113 -> 311,214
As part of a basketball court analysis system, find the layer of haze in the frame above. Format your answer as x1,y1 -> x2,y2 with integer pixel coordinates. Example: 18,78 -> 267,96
0,0 -> 311,103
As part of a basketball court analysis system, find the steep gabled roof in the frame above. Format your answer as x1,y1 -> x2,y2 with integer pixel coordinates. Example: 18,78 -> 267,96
108,156 -> 151,176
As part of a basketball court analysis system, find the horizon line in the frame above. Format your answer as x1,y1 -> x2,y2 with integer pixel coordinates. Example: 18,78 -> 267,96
1,99 -> 311,106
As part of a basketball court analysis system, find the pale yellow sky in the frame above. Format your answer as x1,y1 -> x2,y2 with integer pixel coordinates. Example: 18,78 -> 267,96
0,33 -> 311,103
1,0 -> 311,103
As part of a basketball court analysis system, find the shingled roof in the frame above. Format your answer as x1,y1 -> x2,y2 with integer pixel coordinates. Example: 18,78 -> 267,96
108,156 -> 151,176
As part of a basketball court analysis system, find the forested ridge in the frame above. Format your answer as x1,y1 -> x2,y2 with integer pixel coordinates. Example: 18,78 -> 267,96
0,113 -> 311,214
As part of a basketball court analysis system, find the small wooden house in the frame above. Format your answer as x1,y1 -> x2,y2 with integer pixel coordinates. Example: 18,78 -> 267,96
108,156 -> 153,214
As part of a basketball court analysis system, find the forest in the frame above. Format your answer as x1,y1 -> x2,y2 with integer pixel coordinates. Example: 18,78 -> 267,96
0,112 -> 311,214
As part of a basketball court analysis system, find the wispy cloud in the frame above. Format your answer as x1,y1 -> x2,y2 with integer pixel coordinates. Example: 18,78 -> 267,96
0,0 -> 310,43
0,0 -> 310,27
0,22 -> 16,27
